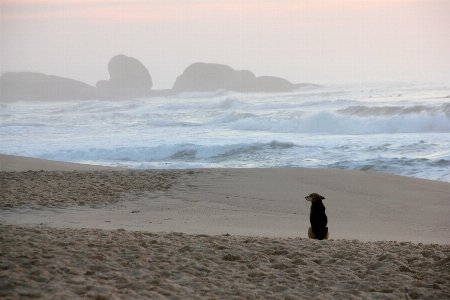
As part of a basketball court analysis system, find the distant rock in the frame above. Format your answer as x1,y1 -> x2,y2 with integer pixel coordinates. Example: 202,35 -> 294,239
0,59 -> 318,102
172,63 -> 239,92
235,70 -> 257,92
172,62 -> 307,93
96,54 -> 153,98
0,72 -> 98,102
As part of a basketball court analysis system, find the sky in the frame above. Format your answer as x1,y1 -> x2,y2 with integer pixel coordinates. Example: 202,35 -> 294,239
1,0 -> 449,89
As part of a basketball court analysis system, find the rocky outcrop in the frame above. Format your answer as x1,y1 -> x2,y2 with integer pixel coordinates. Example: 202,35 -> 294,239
172,63 -> 238,92
1,58 -> 317,102
0,72 -> 98,102
172,62 -> 304,93
96,54 -> 153,98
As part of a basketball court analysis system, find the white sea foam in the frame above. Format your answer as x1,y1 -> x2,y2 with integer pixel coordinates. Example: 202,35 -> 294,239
228,111 -> 450,134
1,81 -> 449,181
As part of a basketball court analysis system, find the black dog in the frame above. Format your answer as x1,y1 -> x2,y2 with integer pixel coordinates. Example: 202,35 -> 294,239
305,193 -> 329,240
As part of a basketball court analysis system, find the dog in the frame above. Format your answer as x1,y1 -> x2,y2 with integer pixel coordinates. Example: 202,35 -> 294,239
305,193 -> 329,240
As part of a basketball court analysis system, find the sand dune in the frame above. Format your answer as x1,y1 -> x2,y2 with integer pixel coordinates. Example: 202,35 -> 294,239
1,155 -> 449,299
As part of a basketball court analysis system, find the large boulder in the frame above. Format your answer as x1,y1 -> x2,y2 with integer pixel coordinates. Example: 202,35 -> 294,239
0,72 -> 98,102
172,62 -> 299,93
96,54 -> 153,97
172,62 -> 240,92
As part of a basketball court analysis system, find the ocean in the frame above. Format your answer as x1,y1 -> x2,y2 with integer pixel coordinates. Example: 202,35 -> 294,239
1,81 -> 449,182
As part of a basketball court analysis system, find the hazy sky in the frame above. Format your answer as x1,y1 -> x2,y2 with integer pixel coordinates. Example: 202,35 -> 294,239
1,0 -> 449,89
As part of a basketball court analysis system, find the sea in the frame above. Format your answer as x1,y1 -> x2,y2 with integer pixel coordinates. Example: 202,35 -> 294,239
1,80 -> 449,182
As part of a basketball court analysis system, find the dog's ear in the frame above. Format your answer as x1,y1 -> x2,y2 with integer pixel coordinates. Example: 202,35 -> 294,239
311,193 -> 325,200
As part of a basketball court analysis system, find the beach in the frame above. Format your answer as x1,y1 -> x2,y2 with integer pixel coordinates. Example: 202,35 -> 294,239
1,155 -> 449,299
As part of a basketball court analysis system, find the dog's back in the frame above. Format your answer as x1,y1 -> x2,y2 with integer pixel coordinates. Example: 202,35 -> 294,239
305,193 -> 329,240
310,199 -> 328,240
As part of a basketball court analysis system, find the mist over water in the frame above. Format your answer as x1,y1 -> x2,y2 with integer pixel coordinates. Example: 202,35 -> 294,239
1,81 -> 449,182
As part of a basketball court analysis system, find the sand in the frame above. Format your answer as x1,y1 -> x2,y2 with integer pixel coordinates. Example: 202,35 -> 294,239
2,224 -> 449,299
1,154 -> 449,299
0,154 -> 120,172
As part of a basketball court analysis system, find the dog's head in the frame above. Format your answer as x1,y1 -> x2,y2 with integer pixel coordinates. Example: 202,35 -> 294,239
305,193 -> 325,202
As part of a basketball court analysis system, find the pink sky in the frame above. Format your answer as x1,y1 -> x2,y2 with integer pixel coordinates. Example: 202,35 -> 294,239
1,0 -> 449,88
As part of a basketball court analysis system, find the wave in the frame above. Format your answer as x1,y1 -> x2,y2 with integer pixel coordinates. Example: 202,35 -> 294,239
208,112 -> 261,125
146,119 -> 202,127
336,103 -> 450,117
326,156 -> 450,182
171,89 -> 232,99
157,96 -> 362,112
226,111 -> 450,134
429,159 -> 450,167
39,141 -> 296,163
149,99 -> 450,135
156,97 -> 247,111
33,139 -> 450,181
0,122 -> 46,127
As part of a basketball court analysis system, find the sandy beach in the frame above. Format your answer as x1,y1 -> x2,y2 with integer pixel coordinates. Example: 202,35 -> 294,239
1,155 -> 449,299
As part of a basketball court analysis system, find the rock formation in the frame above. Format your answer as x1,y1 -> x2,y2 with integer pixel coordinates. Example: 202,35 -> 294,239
96,54 -> 153,98
1,57 -> 317,102
171,63 -> 237,92
0,72 -> 98,102
172,62 -> 304,93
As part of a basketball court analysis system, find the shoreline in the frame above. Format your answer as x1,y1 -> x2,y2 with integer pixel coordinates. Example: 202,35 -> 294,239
1,153 -> 448,184
0,154 -> 123,172
1,154 -> 449,245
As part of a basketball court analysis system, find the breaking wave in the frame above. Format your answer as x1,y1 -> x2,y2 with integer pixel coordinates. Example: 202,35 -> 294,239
39,141 -> 296,164
2,80 -> 450,181
336,103 -> 450,117
226,111 -> 450,134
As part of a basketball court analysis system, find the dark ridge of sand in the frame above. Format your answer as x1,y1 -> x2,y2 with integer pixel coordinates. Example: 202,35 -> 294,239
0,170 -> 182,208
